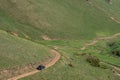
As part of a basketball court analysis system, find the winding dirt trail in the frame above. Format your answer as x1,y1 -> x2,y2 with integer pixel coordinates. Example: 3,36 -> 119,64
8,49 -> 60,80
8,32 -> 120,80
114,66 -> 120,76
81,33 -> 120,50
110,17 -> 120,24
81,33 -> 120,76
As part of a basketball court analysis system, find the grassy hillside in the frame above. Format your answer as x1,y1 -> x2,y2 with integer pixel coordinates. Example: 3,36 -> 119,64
0,0 -> 120,40
0,10 -> 43,40
81,39 -> 120,67
93,0 -> 120,19
20,45 -> 119,80
0,30 -> 52,70
0,0 -> 120,80
21,38 -> 120,80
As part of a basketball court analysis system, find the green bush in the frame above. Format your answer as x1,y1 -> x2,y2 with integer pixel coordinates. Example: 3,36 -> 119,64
107,41 -> 120,57
68,63 -> 74,68
86,55 -> 100,67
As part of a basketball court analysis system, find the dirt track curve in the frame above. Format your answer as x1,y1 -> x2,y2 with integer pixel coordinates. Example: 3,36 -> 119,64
81,33 -> 120,76
8,49 -> 60,80
8,32 -> 120,80
81,33 -> 120,50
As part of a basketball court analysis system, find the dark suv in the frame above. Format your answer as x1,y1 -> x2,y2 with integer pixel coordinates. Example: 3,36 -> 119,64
36,65 -> 45,70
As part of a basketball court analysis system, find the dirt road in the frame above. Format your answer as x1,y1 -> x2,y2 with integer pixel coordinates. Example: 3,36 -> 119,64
81,33 -> 120,77
8,49 -> 60,80
8,32 -> 120,80
81,33 -> 120,50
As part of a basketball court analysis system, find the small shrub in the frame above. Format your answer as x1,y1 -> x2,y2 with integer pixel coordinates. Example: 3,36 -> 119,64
86,55 -> 100,67
68,63 -> 74,68
80,53 -> 87,56
74,53 -> 81,56
112,51 -> 120,57
107,41 -> 120,57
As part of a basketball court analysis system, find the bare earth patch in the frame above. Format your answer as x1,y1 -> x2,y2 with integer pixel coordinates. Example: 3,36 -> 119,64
42,35 -> 51,40
110,17 -> 120,24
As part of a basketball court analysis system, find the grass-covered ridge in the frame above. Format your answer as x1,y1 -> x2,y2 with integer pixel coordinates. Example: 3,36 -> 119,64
0,30 -> 52,70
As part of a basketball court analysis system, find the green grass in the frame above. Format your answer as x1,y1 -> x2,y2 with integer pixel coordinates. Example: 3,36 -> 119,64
0,10 -> 43,40
0,30 -> 52,70
81,38 -> 120,66
0,0 -> 120,80
93,0 -> 120,19
20,47 -> 119,80
2,39 -> 118,80
39,39 -> 120,67
0,0 -> 120,40
39,40 -> 85,48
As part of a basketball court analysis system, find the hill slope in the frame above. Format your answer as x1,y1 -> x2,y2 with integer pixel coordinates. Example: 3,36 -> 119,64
0,0 -> 120,80
93,0 -> 120,19
0,30 -> 54,79
0,30 -> 52,69
0,0 -> 120,40
20,46 -> 120,80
